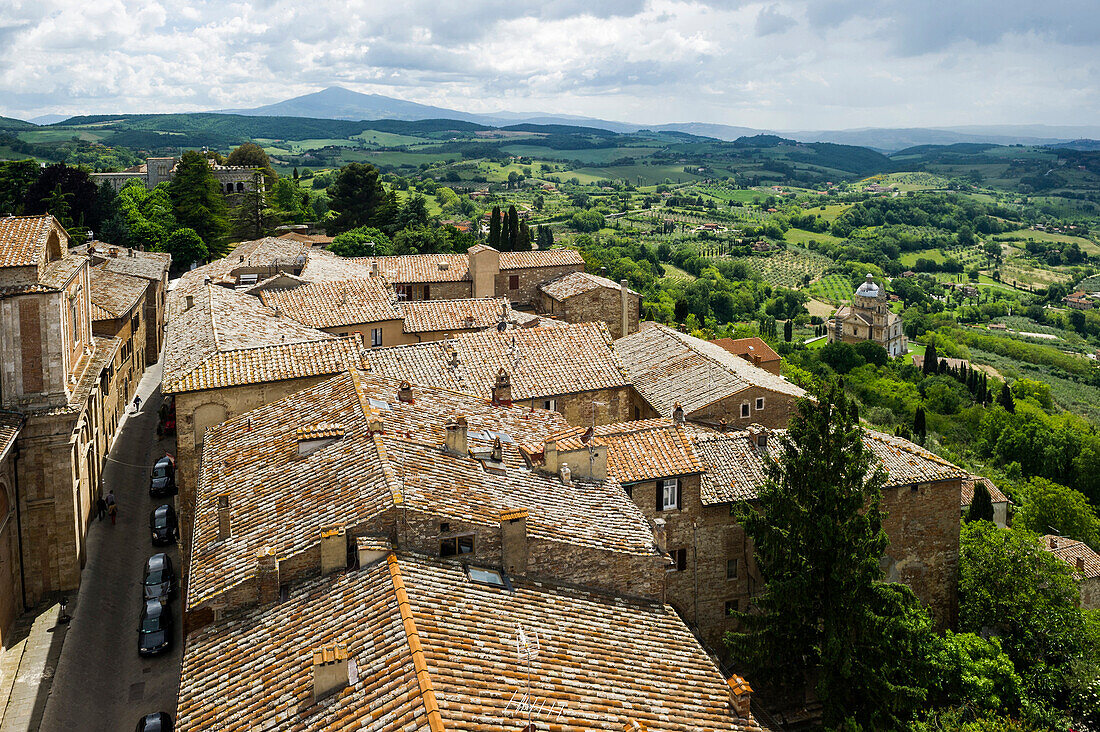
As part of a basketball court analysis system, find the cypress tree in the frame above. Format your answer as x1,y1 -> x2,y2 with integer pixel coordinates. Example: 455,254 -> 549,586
998,383 -> 1016,413
783,320 -> 793,342
518,220 -> 533,250
922,343 -> 938,376
506,205 -> 519,251
914,407 -> 926,442
966,479 -> 996,523
168,151 -> 229,257
488,206 -> 502,249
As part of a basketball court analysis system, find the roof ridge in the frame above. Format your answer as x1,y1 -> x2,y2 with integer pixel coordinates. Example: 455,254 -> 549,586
386,555 -> 446,732
863,429 -> 959,469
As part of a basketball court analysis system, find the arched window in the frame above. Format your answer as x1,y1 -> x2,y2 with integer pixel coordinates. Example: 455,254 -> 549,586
45,230 -> 63,262
225,183 -> 234,194
237,181 -> 245,192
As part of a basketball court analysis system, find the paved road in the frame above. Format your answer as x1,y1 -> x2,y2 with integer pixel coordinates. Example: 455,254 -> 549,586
40,360 -> 181,732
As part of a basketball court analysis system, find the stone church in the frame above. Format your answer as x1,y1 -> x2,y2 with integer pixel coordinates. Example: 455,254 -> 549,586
828,273 -> 908,357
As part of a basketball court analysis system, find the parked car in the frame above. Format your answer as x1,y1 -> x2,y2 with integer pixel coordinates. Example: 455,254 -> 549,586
138,599 -> 173,656
135,712 -> 173,732
149,456 -> 176,497
142,553 -> 175,601
149,504 -> 178,546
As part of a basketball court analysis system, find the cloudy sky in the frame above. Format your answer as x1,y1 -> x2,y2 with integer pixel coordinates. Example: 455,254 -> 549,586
1,0 -> 1097,129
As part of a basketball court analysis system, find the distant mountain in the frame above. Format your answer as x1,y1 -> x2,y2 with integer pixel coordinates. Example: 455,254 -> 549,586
786,125 -> 1100,151
646,123 -> 769,141
28,114 -> 69,126
217,86 -> 490,124
0,115 -> 35,131
1045,139 -> 1100,151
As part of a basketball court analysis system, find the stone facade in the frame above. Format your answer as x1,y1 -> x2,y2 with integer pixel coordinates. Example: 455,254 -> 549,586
0,421 -> 25,647
91,157 -> 258,196
498,263 -> 582,306
686,385 -> 800,430
828,274 -> 908,357
537,275 -> 642,340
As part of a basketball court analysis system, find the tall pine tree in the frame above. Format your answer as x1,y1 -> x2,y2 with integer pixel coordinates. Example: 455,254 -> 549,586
998,382 -> 1016,413
922,342 -> 938,375
168,151 -> 229,257
488,206 -> 502,249
506,205 -> 519,251
966,479 -> 996,523
727,386 -> 931,729
914,406 -> 926,442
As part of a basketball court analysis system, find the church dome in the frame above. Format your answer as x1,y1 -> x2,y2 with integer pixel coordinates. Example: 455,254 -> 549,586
855,273 -> 879,298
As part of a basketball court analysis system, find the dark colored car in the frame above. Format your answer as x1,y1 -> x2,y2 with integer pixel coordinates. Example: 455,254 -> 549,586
150,504 -> 178,546
142,553 -> 175,601
138,599 -> 173,656
135,712 -> 173,732
149,456 -> 176,497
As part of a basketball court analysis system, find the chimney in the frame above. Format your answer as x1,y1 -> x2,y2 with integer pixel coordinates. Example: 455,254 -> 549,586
312,643 -> 350,701
718,418 -> 728,433
356,535 -> 391,568
748,424 -> 768,448
543,438 -> 558,473
491,368 -> 512,406
491,436 -> 504,463
109,247 -> 118,258
256,546 -> 279,605
217,494 -> 230,541
1050,537 -> 1059,550
1077,556 -> 1086,574
184,294 -> 194,311
728,675 -> 752,718
368,416 -> 384,434
559,462 -> 571,485
320,523 -> 347,575
620,279 -> 631,337
672,403 -> 685,426
444,416 -> 468,456
500,508 -> 529,576
371,260 -> 380,277
652,517 -> 667,553
397,380 -> 414,403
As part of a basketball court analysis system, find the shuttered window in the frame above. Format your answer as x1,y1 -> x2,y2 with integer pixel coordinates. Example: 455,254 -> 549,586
656,478 -> 679,512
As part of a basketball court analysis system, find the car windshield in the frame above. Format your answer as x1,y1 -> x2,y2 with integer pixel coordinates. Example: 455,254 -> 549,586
141,615 -> 162,632
144,570 -> 164,585
153,466 -> 169,479
153,515 -> 166,528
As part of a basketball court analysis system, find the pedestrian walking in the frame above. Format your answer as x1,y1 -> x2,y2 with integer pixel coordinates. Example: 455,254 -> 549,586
132,395 -> 142,413
106,490 -> 117,525
96,496 -> 107,521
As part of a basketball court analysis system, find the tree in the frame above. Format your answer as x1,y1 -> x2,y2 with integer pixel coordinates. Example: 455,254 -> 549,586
727,386 -> 931,729
853,340 -> 888,367
536,224 -> 554,250
1014,477 -> 1100,549
328,226 -> 392,258
518,220 -> 533,250
230,183 -> 281,242
488,206 -> 502,249
23,163 -> 100,238
819,341 -> 864,373
169,151 -> 229,257
158,227 -> 207,270
326,162 -> 395,234
914,407 -> 926,442
967,479 -> 996,523
922,342 -> 939,375
226,142 -> 277,184
783,319 -> 793,342
998,383 -> 1016,414
0,159 -> 40,215
506,205 -> 519,251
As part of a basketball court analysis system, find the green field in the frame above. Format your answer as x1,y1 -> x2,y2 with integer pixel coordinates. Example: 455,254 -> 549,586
783,227 -> 846,247
810,274 -> 854,302
661,263 -> 697,281
560,164 -> 704,186
723,248 -> 831,288
900,249 -> 947,267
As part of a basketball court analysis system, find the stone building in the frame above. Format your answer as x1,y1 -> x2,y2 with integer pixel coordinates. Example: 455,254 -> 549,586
614,323 -> 806,429
80,242 -> 171,360
88,263 -> 149,441
0,215 -> 124,614
0,412 -> 24,647
176,551 -> 766,732
523,418 -> 966,649
185,370 -> 665,624
90,156 -> 258,195
708,337 -> 782,376
1042,535 -> 1100,610
360,321 -> 647,425
960,475 -> 1011,528
536,270 -> 641,339
828,274 -> 908,357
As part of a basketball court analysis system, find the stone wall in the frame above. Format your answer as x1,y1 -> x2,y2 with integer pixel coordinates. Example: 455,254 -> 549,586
496,264 -> 583,307
518,386 -> 647,427
538,287 -> 641,340
396,281 -> 472,301
687,386 -> 799,430
0,452 -> 24,648
1080,577 -> 1100,611
880,478 -> 961,629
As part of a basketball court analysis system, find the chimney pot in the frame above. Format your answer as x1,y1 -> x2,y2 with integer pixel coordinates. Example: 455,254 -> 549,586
371,260 -> 380,277
728,674 -> 753,718
491,436 -> 503,463
543,438 -> 558,473
256,546 -> 279,605
320,523 -> 347,575
559,462 -> 571,485
1050,537 -> 1058,549
652,517 -> 667,553
397,380 -> 414,403
1076,556 -> 1086,573
491,368 -> 512,406
312,642 -> 350,701
672,403 -> 685,426
501,508 -> 529,575
444,416 -> 468,456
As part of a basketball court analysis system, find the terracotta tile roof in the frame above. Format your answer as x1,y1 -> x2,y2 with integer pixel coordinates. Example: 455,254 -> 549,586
352,253 -> 471,283
173,237 -> 313,306
695,427 -> 967,505
1041,535 -> 1100,580
534,418 -> 704,484
88,264 -> 146,319
500,247 -> 586,270
399,297 -> 509,334
538,270 -> 637,302
187,370 -> 654,610
0,215 -> 56,268
178,552 -> 763,732
260,277 -> 400,329
297,250 -> 374,283
709,337 -> 781,365
82,243 -> 171,281
0,411 -> 23,459
362,322 -> 630,401
36,336 -> 121,416
37,254 -> 86,290
960,475 -> 1010,507
614,323 -> 805,417
163,285 -> 356,393
277,231 -> 334,245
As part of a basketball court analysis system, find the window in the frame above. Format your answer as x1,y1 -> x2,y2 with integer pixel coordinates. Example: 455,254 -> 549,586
69,300 -> 79,344
509,275 -> 519,290
439,521 -> 450,533
466,565 -> 511,589
440,534 -> 474,557
725,600 -> 739,616
634,406 -> 641,420
741,402 -> 750,418
755,397 -> 764,411
657,478 -> 679,512
371,328 -> 383,347
727,558 -> 739,580
669,548 -> 687,572
542,399 -> 556,411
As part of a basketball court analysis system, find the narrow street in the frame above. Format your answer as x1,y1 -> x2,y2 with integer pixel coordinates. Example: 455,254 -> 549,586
39,359 -> 181,732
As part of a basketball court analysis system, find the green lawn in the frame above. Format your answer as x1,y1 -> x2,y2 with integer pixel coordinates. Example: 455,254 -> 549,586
784,227 -> 846,247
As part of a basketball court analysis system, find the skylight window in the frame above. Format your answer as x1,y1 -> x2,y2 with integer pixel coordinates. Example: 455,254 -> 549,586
367,398 -> 391,411
465,565 -> 511,589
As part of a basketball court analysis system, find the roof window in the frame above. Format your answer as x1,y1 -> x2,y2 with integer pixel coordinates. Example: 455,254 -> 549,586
465,565 -> 512,589
297,423 -> 346,456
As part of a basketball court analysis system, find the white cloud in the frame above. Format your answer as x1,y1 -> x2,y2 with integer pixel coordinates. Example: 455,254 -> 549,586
0,0 -> 1096,129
